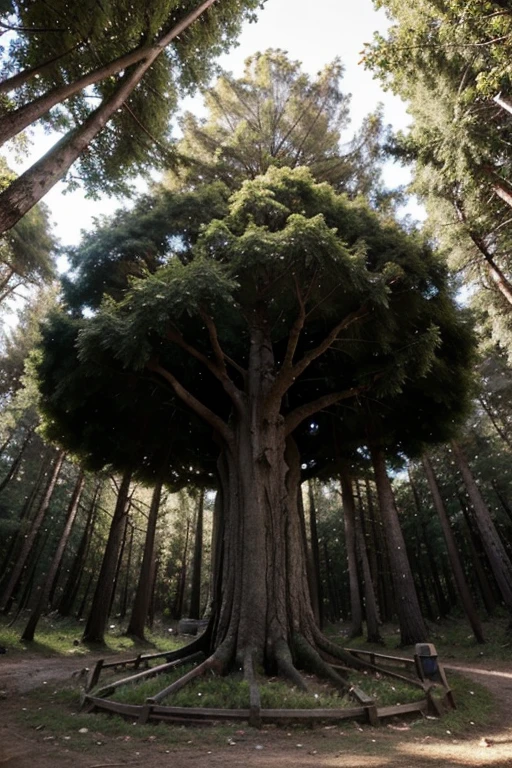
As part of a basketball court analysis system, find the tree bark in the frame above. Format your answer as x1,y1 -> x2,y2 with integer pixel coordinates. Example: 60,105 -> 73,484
0,427 -> 34,494
21,468 -> 85,641
0,450 -> 65,613
451,441 -> 512,615
0,0 -> 220,233
422,455 -> 484,642
354,480 -> 382,643
126,477 -> 163,638
58,481 -> 101,616
82,469 -> 132,643
307,480 -> 323,628
339,463 -> 363,638
370,446 -> 427,645
189,488 -> 205,620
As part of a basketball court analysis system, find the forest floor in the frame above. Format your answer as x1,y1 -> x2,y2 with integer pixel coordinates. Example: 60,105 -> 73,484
1,627 -> 512,767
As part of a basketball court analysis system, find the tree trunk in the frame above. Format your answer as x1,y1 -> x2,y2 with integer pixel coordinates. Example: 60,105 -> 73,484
339,463 -> 363,638
451,441 -> 512,616
0,450 -> 65,613
0,0 -> 220,233
422,455 -> 484,642
189,488 -> 205,620
353,480 -> 382,643
21,468 -> 85,641
58,481 -> 101,616
82,469 -> 132,643
119,524 -> 134,620
307,480 -> 324,628
0,427 -> 34,494
126,477 -> 163,638
370,446 -> 427,645
172,518 -> 190,621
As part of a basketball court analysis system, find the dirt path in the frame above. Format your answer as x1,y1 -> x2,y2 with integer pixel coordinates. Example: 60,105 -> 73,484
1,655 -> 512,767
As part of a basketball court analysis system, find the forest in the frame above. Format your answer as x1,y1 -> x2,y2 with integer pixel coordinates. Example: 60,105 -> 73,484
1,1 -> 512,765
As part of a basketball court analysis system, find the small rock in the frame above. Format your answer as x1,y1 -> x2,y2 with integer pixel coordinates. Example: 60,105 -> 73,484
78,728 -> 88,734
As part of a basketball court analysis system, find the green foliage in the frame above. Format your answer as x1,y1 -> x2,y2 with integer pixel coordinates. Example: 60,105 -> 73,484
1,1 -> 262,197
365,1 -> 512,351
169,49 -> 391,205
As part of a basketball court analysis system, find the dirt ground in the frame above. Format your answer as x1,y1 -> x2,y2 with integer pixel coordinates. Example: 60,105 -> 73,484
1,655 -> 512,768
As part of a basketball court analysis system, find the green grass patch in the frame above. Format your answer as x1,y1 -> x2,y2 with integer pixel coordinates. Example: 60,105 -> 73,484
0,614 -> 184,658
107,661 -> 424,710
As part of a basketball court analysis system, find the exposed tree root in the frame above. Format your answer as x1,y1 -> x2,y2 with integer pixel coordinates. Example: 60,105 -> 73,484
274,638 -> 309,692
164,617 -> 214,662
311,627 -> 373,672
146,655 -> 216,704
293,633 -> 350,692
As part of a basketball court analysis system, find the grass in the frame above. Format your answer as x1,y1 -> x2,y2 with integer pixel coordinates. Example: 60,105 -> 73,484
0,613 -> 184,658
106,660 -> 425,710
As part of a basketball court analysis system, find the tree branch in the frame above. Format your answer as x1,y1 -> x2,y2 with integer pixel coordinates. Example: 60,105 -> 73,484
270,304 -> 369,402
147,358 -> 233,445
165,324 -> 244,410
199,308 -> 247,381
285,386 -> 364,436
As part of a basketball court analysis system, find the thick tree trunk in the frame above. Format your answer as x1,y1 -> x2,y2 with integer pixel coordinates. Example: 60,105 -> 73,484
189,488 -> 205,620
82,469 -> 132,643
21,469 -> 85,641
0,0 -> 220,233
126,477 -> 163,639
339,463 -> 363,638
370,446 -> 427,645
451,441 -> 512,615
422,455 -> 484,642
0,450 -> 65,613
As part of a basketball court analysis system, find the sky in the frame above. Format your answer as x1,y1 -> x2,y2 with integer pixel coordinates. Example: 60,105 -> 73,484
10,0 -> 413,248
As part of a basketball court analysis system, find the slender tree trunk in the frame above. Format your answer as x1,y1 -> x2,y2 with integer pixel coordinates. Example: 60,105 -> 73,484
119,524 -> 134,620
76,573 -> 94,621
422,455 -> 484,642
126,477 -> 163,638
189,488 -> 205,620
82,469 -> 132,643
353,480 -> 382,643
307,480 -> 324,628
0,450 -> 65,613
339,463 -> 363,638
459,502 -> 497,616
58,481 -> 101,616
172,519 -> 190,621
0,427 -> 33,494
147,553 -> 160,631
21,469 -> 85,641
0,0 -> 220,232
108,516 -> 130,618
370,446 -> 427,645
0,45 -> 79,95
452,441 -> 512,617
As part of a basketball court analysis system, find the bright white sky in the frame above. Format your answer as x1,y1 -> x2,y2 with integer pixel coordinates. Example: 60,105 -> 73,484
13,0 -> 413,248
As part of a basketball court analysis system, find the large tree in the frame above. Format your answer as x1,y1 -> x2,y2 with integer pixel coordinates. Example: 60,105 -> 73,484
0,0 -> 261,232
38,165 -> 472,676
